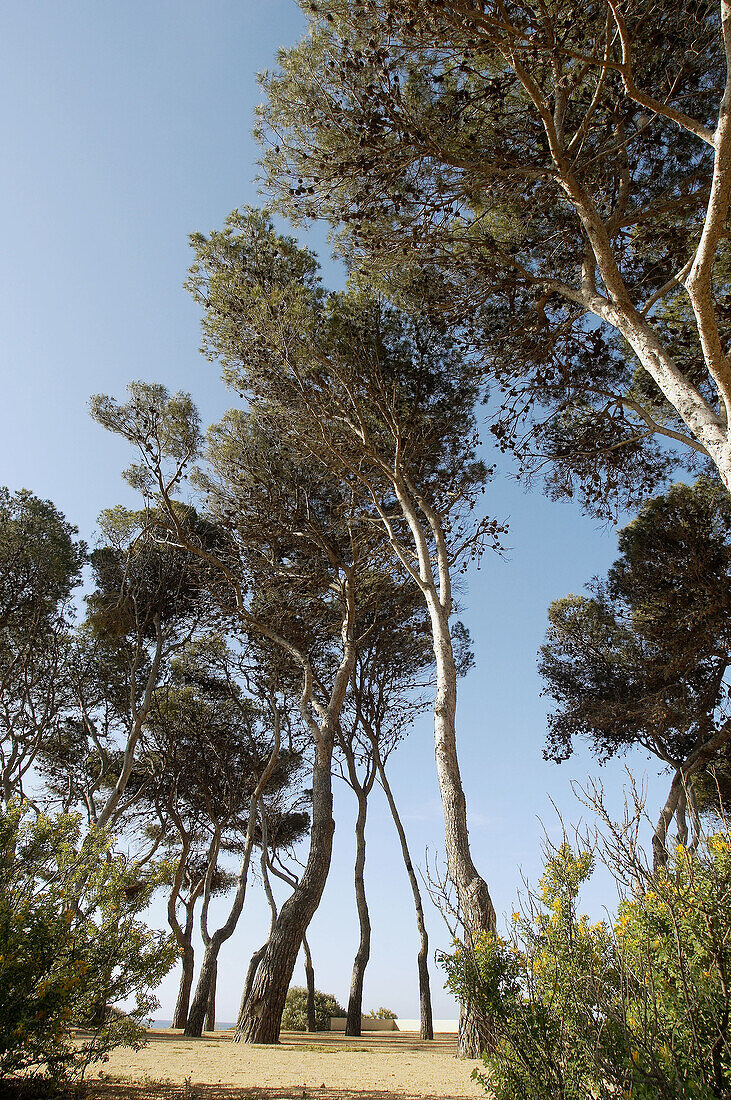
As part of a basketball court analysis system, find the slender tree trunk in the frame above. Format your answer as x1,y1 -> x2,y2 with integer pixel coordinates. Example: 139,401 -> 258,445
374,746 -> 433,1041
655,767 -> 692,869
427,599 -> 495,1057
173,941 -> 195,1029
345,785 -> 370,1036
235,736 -> 337,1043
427,599 -> 496,940
205,958 -> 217,1032
302,933 -> 317,1033
390,478 -> 495,1057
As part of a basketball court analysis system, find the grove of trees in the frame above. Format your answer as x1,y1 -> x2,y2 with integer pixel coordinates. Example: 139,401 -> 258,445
7,0 -> 731,1088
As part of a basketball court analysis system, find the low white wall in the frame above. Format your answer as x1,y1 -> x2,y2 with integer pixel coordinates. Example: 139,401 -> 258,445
329,1017 -> 459,1033
330,1017 -> 397,1031
394,1019 -> 459,1033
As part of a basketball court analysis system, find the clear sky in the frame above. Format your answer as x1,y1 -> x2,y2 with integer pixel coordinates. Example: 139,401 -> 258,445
1,1 -> 671,1023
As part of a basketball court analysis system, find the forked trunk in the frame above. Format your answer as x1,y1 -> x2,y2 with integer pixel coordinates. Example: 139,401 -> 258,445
235,737 -> 336,1043
185,942 -> 218,1037
345,786 -> 370,1036
374,747 -> 433,1041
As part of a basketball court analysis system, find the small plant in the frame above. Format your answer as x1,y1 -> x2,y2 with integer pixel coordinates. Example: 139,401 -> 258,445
180,1075 -> 199,1100
366,1007 -> 397,1019
281,987 -> 346,1032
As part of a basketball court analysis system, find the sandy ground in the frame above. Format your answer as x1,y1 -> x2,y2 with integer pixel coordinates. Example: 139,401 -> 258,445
85,1029 -> 485,1100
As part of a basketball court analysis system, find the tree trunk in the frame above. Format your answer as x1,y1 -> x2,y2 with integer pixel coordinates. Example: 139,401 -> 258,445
345,785 -> 370,1036
238,944 -> 267,1028
173,941 -> 195,1029
428,599 -> 495,1057
428,599 -> 496,939
205,957 -> 217,1032
185,941 -> 219,1037
235,735 -> 337,1043
374,747 -> 433,1041
302,933 -> 317,1033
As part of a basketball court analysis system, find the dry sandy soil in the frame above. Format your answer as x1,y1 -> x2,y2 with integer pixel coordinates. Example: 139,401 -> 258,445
85,1029 -> 485,1100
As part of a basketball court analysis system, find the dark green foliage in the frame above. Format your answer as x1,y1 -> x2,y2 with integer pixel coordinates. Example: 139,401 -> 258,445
0,488 -> 85,635
257,0 -> 729,515
540,478 -> 731,768
281,986 -> 346,1031
0,489 -> 86,803
86,505 -> 220,642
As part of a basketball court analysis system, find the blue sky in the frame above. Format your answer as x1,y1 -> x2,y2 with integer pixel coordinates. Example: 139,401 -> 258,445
1,1 -> 672,1023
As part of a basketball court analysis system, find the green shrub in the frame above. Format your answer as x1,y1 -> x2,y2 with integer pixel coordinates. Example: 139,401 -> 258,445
281,987 -> 346,1031
443,833 -> 731,1100
0,802 -> 177,1085
366,1007 -> 397,1019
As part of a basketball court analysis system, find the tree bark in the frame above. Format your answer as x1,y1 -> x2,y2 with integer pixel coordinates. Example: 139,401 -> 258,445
186,942 -> 218,1036
302,933 -> 317,1033
427,598 -> 496,942
374,745 -> 433,1041
428,597 -> 496,1056
173,941 -> 195,1029
205,957 -> 217,1032
235,735 -> 337,1043
345,784 -> 370,1036
238,944 -> 267,1028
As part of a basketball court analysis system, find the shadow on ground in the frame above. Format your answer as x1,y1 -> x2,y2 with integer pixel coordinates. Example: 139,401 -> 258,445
138,1032 -> 458,1057
89,1085 -> 469,1100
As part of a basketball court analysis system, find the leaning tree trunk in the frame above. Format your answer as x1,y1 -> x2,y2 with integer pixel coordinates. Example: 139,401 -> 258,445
235,736 -> 337,1043
374,746 -> 433,1041
205,958 -> 217,1032
302,933 -> 317,1032
392,480 -> 496,950
428,597 -> 496,1057
173,941 -> 195,1029
345,784 -> 371,1036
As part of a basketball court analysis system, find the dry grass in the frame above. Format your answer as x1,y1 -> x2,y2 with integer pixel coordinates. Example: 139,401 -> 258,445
82,1029 -> 483,1100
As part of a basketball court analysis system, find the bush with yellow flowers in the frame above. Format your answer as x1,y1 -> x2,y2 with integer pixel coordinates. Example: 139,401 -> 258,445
443,833 -> 731,1100
0,802 -> 177,1086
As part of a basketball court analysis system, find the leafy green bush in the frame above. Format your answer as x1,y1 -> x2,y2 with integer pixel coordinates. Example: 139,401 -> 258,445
366,1007 -> 397,1019
0,803 -> 176,1085
281,986 -> 346,1031
443,833 -> 731,1100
